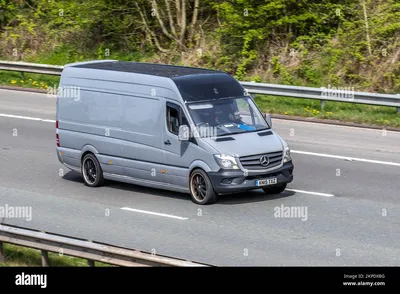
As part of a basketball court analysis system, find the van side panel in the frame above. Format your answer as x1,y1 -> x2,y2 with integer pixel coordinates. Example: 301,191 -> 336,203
120,95 -> 165,182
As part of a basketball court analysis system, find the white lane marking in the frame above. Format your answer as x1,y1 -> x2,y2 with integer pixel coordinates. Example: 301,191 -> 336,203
120,207 -> 188,220
292,150 -> 400,167
275,117 -> 400,134
286,189 -> 334,197
0,113 -> 55,123
0,113 -> 41,121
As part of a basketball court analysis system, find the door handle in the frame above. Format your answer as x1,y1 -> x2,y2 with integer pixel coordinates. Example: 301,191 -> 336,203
164,140 -> 171,145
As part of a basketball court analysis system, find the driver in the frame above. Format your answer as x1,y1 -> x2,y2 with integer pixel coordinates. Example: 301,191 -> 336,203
214,104 -> 233,125
197,108 -> 214,126
215,104 -> 244,125
229,111 -> 244,124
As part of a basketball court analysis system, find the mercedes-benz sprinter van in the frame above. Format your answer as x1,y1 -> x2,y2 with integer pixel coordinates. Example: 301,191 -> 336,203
56,60 -> 294,204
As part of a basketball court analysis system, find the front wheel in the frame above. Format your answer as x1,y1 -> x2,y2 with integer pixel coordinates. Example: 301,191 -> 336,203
262,183 -> 287,194
189,169 -> 218,205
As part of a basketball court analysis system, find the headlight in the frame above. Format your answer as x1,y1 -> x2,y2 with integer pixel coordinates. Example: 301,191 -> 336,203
214,154 -> 239,169
284,146 -> 291,162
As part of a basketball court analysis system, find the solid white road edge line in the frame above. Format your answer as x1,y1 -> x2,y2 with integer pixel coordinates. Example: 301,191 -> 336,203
120,207 -> 188,220
286,189 -> 334,197
291,150 -> 400,167
0,113 -> 56,123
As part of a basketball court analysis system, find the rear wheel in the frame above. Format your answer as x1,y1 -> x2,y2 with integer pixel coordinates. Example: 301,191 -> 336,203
82,153 -> 104,187
189,169 -> 218,205
262,183 -> 287,194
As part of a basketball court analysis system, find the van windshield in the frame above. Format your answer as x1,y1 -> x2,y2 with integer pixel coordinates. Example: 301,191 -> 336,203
186,96 -> 270,138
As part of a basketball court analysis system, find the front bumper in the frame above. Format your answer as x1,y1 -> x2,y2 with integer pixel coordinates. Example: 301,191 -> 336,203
208,161 -> 294,194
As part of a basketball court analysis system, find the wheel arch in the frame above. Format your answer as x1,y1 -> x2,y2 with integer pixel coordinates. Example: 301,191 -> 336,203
188,160 -> 212,178
80,145 -> 99,163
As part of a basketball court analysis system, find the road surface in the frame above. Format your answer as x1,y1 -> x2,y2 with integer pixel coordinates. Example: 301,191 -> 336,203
0,89 -> 399,266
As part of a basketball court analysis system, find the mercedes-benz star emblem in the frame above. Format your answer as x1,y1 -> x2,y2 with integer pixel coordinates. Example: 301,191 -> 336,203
259,155 -> 269,167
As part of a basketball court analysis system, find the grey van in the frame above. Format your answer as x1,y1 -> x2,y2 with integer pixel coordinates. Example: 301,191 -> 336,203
56,60 -> 294,204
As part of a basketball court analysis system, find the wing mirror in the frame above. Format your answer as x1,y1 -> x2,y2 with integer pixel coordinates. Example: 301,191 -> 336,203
178,125 -> 190,141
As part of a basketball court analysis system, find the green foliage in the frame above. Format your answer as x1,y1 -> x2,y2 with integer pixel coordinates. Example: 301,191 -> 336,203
210,0 -> 399,92
0,0 -> 398,93
0,0 -> 149,62
0,0 -> 18,29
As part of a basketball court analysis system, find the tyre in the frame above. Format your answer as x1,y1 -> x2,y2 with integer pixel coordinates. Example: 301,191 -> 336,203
262,183 -> 287,194
189,169 -> 218,205
81,153 -> 105,187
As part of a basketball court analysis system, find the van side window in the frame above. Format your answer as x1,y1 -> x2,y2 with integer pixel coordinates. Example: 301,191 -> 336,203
166,103 -> 188,135
167,106 -> 180,134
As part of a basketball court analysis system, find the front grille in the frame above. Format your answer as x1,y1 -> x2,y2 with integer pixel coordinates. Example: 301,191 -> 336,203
239,151 -> 283,170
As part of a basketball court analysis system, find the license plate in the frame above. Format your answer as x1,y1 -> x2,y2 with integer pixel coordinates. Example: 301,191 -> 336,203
256,178 -> 277,186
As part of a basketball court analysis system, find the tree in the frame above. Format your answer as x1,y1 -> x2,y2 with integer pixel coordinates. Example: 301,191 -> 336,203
134,0 -> 201,52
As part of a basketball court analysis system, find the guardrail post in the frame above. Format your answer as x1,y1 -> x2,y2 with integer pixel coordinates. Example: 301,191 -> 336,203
86,239 -> 95,266
21,71 -> 25,80
41,250 -> 50,267
397,107 -> 400,113
320,100 -> 325,110
0,241 -> 5,263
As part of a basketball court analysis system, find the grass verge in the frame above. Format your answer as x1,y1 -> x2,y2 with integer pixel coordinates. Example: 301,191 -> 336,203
0,243 -> 114,267
1,70 -> 399,128
0,70 -> 60,91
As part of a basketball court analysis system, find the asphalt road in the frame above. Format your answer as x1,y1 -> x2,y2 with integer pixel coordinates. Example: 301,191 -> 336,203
0,89 -> 399,266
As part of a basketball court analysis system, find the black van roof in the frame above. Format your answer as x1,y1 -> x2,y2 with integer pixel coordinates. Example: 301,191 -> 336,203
72,60 -> 224,78
71,60 -> 245,102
